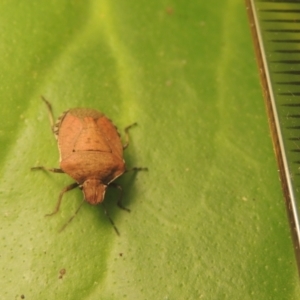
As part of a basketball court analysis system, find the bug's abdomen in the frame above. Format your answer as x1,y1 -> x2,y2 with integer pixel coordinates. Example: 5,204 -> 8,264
60,152 -> 125,184
57,110 -> 123,161
57,109 -> 125,184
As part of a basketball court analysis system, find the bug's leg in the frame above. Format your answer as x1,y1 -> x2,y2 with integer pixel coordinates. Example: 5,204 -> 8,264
58,199 -> 85,233
110,183 -> 131,212
45,182 -> 79,217
31,166 -> 65,173
102,203 -> 120,235
41,96 -> 55,129
123,122 -> 137,149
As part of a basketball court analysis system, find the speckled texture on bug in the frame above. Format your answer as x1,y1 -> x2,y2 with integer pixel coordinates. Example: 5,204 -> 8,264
56,108 -> 125,204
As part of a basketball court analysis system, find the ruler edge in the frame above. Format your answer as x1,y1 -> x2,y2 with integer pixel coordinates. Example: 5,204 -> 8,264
245,0 -> 300,275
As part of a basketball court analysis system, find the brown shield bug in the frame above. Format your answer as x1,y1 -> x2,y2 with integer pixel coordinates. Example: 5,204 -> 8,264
32,97 -> 147,234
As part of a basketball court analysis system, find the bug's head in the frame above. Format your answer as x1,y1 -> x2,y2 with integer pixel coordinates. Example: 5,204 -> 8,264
81,179 -> 107,205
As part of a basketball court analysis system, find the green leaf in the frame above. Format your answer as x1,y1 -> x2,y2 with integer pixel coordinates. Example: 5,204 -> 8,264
0,0 -> 299,299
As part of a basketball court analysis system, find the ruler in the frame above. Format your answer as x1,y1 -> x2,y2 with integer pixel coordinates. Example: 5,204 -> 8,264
246,0 -> 300,273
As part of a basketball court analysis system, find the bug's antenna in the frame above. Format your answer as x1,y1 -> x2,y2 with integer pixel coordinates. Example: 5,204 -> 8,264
102,204 -> 120,235
59,200 -> 85,233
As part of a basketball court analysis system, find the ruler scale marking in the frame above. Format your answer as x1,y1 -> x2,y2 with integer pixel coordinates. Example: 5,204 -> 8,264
246,0 -> 300,275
